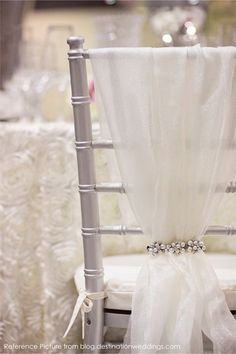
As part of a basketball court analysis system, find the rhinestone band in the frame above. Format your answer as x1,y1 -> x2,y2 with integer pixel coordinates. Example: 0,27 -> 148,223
147,240 -> 206,256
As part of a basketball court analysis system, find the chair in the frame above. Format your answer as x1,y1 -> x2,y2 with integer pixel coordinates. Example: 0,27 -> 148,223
66,37 -> 236,352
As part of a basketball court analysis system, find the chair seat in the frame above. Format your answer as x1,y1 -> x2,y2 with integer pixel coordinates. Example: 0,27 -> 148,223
75,253 -> 236,311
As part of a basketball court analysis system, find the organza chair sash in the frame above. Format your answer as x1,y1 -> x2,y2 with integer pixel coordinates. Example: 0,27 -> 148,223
90,46 -> 236,353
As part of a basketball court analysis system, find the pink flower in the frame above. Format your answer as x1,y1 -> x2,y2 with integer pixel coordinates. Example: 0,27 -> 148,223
89,80 -> 95,102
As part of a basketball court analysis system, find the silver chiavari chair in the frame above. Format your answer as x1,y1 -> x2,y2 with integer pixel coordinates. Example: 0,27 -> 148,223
67,36 -> 236,352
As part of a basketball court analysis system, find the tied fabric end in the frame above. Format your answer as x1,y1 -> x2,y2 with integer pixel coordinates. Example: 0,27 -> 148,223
63,290 -> 106,339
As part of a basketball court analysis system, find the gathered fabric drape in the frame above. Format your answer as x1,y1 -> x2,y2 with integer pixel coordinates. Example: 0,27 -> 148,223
90,46 -> 236,353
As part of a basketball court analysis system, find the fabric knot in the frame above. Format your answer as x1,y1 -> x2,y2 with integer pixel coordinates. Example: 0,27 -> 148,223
63,289 -> 106,339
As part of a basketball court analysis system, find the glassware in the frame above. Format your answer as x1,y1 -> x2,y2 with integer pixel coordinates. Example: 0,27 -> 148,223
150,5 -> 207,47
4,25 -> 74,122
41,25 -> 74,72
93,13 -> 144,47
33,25 -> 74,122
220,23 -> 236,46
4,36 -> 42,120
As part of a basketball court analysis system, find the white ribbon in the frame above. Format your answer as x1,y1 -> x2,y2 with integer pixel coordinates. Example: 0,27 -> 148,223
63,290 -> 106,339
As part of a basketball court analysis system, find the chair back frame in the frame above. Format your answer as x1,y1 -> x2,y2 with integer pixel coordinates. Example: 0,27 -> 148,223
67,37 -> 104,350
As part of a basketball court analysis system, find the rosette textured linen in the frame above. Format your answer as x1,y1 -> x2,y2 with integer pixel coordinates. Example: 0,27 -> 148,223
90,46 -> 236,353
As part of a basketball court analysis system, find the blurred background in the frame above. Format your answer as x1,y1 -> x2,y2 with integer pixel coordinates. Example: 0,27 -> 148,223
0,0 -> 236,122
0,1 -> 236,351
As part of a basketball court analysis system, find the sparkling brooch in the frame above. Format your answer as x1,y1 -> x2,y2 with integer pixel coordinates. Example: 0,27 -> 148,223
147,240 -> 206,255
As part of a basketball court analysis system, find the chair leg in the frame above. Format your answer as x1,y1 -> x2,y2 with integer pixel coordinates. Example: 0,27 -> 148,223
82,234 -> 104,353
83,300 -> 104,354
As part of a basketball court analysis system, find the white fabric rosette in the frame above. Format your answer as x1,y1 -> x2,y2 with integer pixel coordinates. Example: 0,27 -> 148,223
0,153 -> 35,205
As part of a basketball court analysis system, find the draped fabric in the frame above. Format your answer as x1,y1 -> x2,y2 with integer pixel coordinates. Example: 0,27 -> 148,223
90,46 -> 236,353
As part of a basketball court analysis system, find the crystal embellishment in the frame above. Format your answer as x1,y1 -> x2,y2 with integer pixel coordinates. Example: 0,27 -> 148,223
147,240 -> 206,255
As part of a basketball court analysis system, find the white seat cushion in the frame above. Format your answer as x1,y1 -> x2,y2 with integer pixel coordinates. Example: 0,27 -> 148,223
75,253 -> 236,311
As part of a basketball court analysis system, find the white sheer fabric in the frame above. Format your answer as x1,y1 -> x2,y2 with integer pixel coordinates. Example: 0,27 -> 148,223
90,46 -> 236,353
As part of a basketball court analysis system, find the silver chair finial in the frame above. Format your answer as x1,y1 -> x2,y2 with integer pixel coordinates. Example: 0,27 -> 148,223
67,36 -> 84,49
